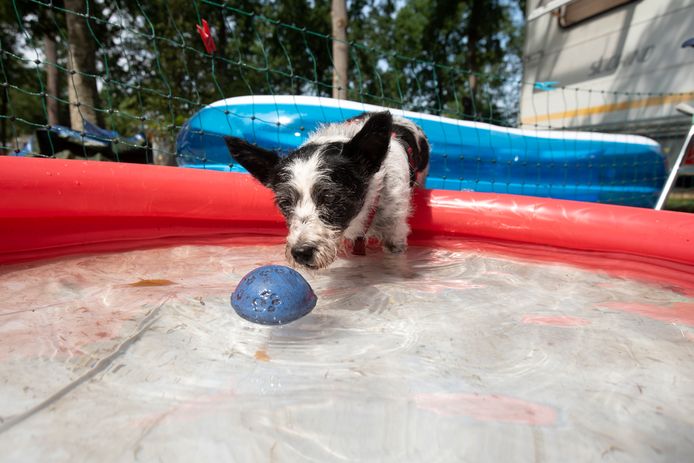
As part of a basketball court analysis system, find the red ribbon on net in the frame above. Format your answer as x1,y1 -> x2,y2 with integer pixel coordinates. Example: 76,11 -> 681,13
196,19 -> 216,54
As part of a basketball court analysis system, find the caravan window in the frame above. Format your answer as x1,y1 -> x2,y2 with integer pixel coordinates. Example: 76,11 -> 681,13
559,0 -> 637,28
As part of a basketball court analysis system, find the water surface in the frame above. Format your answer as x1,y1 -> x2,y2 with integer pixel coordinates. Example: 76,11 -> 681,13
0,244 -> 692,462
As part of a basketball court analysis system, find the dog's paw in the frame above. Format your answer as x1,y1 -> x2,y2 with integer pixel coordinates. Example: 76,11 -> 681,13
384,241 -> 407,254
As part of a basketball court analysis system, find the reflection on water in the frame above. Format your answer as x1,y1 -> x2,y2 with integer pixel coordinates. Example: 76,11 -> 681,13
0,244 -> 693,462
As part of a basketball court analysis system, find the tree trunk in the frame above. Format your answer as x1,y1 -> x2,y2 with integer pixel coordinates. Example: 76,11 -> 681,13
64,0 -> 100,131
466,1 -> 482,116
44,34 -> 59,126
331,0 -> 348,99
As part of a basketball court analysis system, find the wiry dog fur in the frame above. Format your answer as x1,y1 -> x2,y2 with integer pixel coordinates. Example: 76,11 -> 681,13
224,111 -> 429,270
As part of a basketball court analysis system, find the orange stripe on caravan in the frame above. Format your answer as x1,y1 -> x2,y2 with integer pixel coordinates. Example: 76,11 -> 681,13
521,92 -> 694,125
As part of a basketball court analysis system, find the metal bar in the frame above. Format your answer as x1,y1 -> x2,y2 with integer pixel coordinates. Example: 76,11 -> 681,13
527,0 -> 580,22
655,124 -> 694,210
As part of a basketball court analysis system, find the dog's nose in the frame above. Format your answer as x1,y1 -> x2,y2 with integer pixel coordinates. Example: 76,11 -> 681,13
291,245 -> 316,266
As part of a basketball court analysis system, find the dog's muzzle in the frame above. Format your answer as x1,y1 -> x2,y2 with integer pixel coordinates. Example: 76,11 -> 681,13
286,239 -> 339,270
285,213 -> 341,269
290,245 -> 317,267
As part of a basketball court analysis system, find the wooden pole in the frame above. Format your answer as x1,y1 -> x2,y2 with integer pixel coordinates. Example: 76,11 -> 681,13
64,0 -> 101,131
331,0 -> 348,99
44,34 -> 59,126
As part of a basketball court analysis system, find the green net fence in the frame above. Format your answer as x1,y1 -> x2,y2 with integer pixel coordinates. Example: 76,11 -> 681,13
0,0 -> 688,207
0,0 -> 520,157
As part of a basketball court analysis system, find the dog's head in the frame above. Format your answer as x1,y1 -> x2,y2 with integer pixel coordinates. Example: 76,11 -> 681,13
225,111 -> 393,270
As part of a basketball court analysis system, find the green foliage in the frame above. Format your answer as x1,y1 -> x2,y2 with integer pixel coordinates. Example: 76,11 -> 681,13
0,1 -> 51,152
347,0 -> 524,121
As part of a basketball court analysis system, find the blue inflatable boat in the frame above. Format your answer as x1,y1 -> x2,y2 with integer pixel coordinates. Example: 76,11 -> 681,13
176,95 -> 666,207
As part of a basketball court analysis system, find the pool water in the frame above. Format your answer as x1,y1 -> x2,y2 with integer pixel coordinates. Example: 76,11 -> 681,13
0,244 -> 692,462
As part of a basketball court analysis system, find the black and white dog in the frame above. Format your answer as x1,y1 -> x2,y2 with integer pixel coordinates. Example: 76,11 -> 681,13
224,111 -> 429,270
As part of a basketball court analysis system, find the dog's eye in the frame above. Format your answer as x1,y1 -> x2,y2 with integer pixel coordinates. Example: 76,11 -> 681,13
276,197 -> 293,211
318,191 -> 336,203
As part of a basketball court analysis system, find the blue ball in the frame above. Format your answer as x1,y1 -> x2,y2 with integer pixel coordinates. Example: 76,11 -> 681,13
231,265 -> 317,325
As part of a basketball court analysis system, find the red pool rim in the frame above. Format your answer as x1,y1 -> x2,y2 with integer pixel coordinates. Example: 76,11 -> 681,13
1,157 -> 693,291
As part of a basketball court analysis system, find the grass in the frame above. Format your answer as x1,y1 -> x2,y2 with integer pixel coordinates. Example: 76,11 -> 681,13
664,190 -> 694,213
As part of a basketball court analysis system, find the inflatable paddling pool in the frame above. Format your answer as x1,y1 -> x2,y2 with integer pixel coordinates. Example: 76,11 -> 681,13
1,156 -> 694,460
176,95 -> 666,208
1,156 -> 692,269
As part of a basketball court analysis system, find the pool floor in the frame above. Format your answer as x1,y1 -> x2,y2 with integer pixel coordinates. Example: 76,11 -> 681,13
0,244 -> 693,462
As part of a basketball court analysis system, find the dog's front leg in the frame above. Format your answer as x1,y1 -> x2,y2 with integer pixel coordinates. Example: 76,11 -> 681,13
369,196 -> 411,254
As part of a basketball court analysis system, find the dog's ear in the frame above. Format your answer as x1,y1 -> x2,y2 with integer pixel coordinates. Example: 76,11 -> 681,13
345,111 -> 393,175
224,136 -> 279,186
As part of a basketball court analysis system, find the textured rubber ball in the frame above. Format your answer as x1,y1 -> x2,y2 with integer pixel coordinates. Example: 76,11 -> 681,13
231,265 -> 317,325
